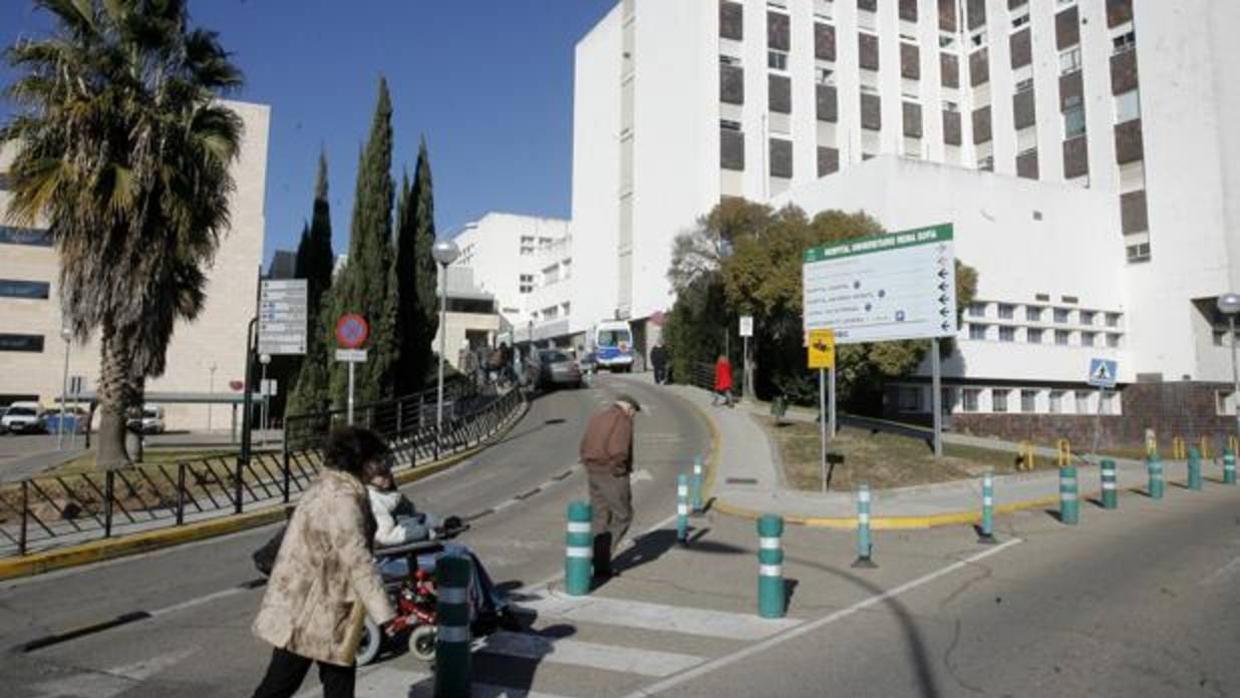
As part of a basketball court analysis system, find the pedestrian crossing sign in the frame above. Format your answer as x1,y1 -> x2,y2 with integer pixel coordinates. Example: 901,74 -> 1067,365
1088,358 -> 1118,388
808,329 -> 836,369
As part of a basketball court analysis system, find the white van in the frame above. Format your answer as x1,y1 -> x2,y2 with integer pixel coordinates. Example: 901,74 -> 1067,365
1,402 -> 45,434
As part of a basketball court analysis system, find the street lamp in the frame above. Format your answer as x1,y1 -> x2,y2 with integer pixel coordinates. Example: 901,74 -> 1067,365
58,326 -> 71,450
1218,292 -> 1240,440
207,362 -> 218,432
432,239 -> 461,431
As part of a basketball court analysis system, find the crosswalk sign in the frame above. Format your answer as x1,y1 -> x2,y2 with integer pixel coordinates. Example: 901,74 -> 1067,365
1087,358 -> 1118,388
808,329 -> 836,369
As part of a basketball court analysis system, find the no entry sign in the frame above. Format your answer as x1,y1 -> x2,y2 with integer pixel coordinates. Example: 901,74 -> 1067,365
335,314 -> 370,349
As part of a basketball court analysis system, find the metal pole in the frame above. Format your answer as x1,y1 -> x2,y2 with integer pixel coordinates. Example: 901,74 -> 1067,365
437,263 -> 449,431
828,365 -> 837,438
1091,387 -> 1105,464
208,366 -> 216,433
347,361 -> 356,426
931,338 -> 943,458
260,362 -> 268,449
819,367 -> 827,493
1231,316 -> 1239,440
240,318 -> 257,466
58,334 -> 69,449
743,335 -> 752,402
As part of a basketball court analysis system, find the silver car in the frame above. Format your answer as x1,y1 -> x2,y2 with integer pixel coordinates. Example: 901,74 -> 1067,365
527,349 -> 583,390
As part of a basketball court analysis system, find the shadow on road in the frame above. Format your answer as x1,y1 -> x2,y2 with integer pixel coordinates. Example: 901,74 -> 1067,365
594,527 -> 747,591
492,418 -> 572,449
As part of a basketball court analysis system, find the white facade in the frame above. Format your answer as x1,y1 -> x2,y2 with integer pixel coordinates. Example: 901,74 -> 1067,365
449,212 -> 571,332
570,0 -> 1240,398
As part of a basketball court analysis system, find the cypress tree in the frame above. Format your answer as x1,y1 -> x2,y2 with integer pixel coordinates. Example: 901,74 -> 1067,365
287,152 -> 337,416
330,78 -> 396,407
410,137 -> 439,390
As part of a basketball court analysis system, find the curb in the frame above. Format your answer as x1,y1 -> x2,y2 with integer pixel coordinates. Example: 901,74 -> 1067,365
0,399 -> 528,582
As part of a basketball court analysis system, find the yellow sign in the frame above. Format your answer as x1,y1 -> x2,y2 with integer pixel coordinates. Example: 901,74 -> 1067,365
808,329 -> 836,369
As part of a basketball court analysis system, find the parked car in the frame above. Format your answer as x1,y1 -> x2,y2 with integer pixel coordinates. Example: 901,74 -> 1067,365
525,349 -> 583,391
126,405 -> 166,435
1,402 -> 46,435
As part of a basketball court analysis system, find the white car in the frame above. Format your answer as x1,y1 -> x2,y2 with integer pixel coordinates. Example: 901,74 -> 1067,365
1,402 -> 45,435
127,405 -> 166,435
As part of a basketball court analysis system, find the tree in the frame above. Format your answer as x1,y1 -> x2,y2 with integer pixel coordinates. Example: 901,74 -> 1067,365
2,0 -> 244,467
329,78 -> 396,407
408,137 -> 439,390
286,152 -> 337,416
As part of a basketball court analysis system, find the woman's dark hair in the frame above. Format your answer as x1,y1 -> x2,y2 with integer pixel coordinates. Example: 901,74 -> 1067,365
324,426 -> 391,479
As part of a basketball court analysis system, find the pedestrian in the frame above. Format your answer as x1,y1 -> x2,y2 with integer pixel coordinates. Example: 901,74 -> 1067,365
713,354 -> 734,407
579,394 -> 641,579
650,341 -> 668,385
250,426 -> 397,698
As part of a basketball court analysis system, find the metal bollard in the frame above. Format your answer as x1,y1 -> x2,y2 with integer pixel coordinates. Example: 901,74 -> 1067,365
757,514 -> 785,618
1147,453 -> 1165,500
691,454 -> 705,514
1100,459 -> 1118,510
1059,465 -> 1079,525
434,555 -> 472,698
676,473 -> 690,545
1225,448 -> 1237,485
565,501 -> 593,596
1188,447 -> 1203,491
852,483 -> 877,568
978,472 -> 996,544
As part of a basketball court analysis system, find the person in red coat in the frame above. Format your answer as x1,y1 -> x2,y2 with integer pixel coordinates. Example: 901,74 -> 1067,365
713,354 -> 734,407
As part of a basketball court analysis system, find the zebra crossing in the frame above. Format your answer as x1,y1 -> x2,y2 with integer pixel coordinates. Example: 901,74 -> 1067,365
297,589 -> 803,698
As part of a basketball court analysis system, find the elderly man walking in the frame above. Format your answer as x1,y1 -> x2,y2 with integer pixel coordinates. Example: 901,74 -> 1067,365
579,394 -> 640,579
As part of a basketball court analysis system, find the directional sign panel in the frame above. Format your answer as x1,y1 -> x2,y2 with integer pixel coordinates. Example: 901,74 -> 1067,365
1088,358 -> 1118,388
802,223 -> 958,344
258,279 -> 308,356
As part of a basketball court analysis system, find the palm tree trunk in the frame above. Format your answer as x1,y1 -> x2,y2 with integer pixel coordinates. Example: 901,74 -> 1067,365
96,327 -> 137,470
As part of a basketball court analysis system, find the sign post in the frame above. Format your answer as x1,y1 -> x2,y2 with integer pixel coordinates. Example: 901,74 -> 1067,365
335,314 -> 371,426
803,223 -> 959,458
809,329 -> 836,493
1087,358 -> 1119,462
740,316 -> 754,402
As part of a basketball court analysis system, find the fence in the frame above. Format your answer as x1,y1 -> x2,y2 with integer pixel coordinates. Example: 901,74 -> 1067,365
0,385 -> 525,558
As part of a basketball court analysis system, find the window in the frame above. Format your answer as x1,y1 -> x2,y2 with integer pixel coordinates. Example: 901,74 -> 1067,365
1015,77 -> 1033,94
1115,89 -> 1140,124
939,35 -> 957,49
0,279 -> 51,299
519,273 -> 534,294
970,324 -> 988,340
968,302 -> 987,317
1011,13 -> 1030,29
1021,390 -> 1038,413
1049,390 -> 1064,414
999,326 -> 1016,342
1028,328 -> 1044,344
898,387 -> 922,412
1105,312 -> 1120,328
963,389 -> 980,413
1218,390 -> 1237,416
1106,333 -> 1121,348
720,54 -> 743,67
768,50 -> 789,71
1054,308 -> 1071,323
1075,390 -> 1090,414
1059,47 -> 1081,76
1081,331 -> 1096,347
1127,242 -> 1151,263
0,226 -> 53,247
1026,306 -> 1043,322
562,302 -> 571,316
520,235 -> 535,255
1055,330 -> 1070,345
992,389 -> 1009,413
1064,96 -> 1086,138
1080,310 -> 1096,326
970,29 -> 987,49
944,100 -> 960,113
1112,31 -> 1135,55
0,334 -> 44,352
818,68 -> 836,86
998,303 -> 1015,319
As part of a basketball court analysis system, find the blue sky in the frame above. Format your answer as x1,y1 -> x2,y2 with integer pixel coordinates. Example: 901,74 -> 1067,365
0,0 -> 616,266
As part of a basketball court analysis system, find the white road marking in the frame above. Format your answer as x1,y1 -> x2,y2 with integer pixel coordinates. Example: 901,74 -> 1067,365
515,591 -> 799,640
149,585 -> 250,617
32,648 -> 197,698
479,630 -> 703,677
622,538 -> 1025,697
1201,556 -> 1240,586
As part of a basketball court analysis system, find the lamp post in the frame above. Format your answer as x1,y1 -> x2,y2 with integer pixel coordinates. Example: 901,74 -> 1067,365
259,353 -> 271,448
1219,292 -> 1240,439
432,239 -> 461,432
58,326 -> 71,450
207,362 -> 218,433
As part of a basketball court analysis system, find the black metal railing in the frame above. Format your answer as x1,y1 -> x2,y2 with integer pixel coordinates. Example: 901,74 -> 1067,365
0,384 -> 526,558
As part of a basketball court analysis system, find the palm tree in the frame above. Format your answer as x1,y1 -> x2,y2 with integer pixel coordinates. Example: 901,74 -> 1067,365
1,0 -> 244,468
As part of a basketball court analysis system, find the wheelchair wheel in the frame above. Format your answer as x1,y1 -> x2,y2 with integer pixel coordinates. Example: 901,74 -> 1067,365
355,616 -> 382,667
408,625 -> 437,662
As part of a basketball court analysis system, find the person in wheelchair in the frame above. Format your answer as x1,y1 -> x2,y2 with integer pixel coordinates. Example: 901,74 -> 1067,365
362,462 -> 512,631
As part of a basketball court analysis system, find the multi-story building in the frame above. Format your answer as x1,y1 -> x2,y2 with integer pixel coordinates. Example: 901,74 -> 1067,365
571,0 -> 1240,443
0,100 -> 271,431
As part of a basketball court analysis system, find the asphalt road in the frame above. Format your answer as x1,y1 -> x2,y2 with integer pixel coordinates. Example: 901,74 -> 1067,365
0,374 -> 711,697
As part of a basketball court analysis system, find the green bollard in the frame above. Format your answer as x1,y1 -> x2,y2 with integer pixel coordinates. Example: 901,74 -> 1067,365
1187,447 -> 1203,491
676,473 -> 690,544
978,472 -> 996,544
1059,465 -> 1079,525
1147,453 -> 1165,500
1225,448 -> 1236,485
1100,459 -> 1118,510
691,454 -> 705,513
757,514 -> 785,618
434,555 -> 472,698
565,501 -> 593,596
852,483 -> 877,568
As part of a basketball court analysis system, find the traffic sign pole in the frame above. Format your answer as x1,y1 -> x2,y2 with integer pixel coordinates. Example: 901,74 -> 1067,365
347,361 -> 355,426
819,367 -> 827,493
931,337 -> 943,458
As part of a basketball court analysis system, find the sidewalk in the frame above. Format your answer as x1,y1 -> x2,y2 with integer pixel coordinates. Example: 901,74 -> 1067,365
662,383 -> 1213,528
